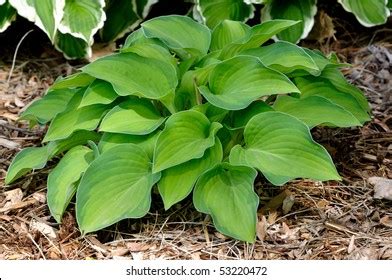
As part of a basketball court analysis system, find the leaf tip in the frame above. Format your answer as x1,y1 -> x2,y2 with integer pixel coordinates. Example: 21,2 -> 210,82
4,174 -> 13,185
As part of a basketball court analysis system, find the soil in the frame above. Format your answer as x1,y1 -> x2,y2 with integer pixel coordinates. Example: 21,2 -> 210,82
0,13 -> 391,260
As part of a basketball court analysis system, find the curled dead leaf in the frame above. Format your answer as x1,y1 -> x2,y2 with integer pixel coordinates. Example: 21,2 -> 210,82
380,216 -> 392,228
369,177 -> 392,200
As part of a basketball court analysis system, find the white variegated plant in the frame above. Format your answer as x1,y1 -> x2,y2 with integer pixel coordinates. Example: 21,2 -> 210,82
193,0 -> 391,43
0,0 -> 158,59
6,16 -> 370,242
0,0 -> 16,32
337,0 -> 390,27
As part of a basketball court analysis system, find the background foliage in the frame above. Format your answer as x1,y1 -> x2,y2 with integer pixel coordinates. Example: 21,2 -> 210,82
0,0 -> 391,58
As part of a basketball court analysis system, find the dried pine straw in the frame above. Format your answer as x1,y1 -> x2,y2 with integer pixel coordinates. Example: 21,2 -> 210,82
1,26 -> 391,260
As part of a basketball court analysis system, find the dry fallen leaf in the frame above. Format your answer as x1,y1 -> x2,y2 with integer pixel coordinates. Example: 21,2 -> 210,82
32,192 -> 46,203
307,10 -> 336,43
278,222 -> 299,241
262,189 -> 292,213
85,236 -> 110,254
214,232 -> 228,240
256,215 -> 268,241
14,96 -> 25,107
369,177 -> 392,200
126,242 -> 149,252
380,216 -> 392,228
110,247 -> 129,257
282,194 -> 295,214
30,219 -> 57,239
3,188 -> 23,207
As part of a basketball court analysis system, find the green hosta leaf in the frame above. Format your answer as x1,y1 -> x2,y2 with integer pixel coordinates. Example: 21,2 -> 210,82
320,67 -> 370,113
302,49 -> 337,72
338,0 -> 390,27
47,146 -> 94,223
230,111 -> 341,185
76,144 -> 160,233
141,15 -> 211,57
214,126 -> 240,158
193,163 -> 258,242
100,97 -> 165,135
196,50 -> 222,68
5,146 -> 51,185
273,95 -> 361,128
82,53 -> 177,100
121,42 -> 177,68
294,76 -> 370,123
220,19 -> 300,59
241,41 -> 319,75
59,0 -> 105,44
48,130 -> 101,157
51,72 -> 94,90
194,0 -> 254,29
227,101 -> 273,130
0,1 -> 16,32
199,55 -> 299,110
43,93 -> 108,142
153,110 -> 222,173
54,32 -> 90,59
100,0 -> 140,42
20,88 -> 77,126
388,0 -> 392,9
159,139 -> 223,210
122,28 -> 158,48
9,0 -> 64,41
79,80 -> 118,107
98,131 -> 158,156
210,20 -> 251,52
192,103 -> 228,123
289,49 -> 344,78
262,0 -> 317,43
7,129 -> 101,185
122,30 -> 178,68
176,63 -> 218,109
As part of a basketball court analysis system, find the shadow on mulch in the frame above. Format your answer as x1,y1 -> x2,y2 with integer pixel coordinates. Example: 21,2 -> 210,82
0,15 -> 391,260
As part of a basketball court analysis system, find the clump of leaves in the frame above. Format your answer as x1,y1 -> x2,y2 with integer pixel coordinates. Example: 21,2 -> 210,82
6,15 -> 370,242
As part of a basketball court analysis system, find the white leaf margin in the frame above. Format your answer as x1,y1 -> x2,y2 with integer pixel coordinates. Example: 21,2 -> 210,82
54,32 -> 91,60
132,0 -> 159,18
261,0 -> 318,43
0,1 -> 17,32
193,0 -> 256,26
337,0 -> 390,27
244,0 -> 265,4
9,0 -> 65,41
57,0 -> 106,45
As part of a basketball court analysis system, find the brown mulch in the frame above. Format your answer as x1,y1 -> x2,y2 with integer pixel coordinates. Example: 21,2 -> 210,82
0,22 -> 391,260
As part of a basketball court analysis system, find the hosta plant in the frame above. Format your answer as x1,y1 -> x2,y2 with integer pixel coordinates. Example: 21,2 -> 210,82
193,0 -> 392,43
6,15 -> 370,242
0,0 -> 157,59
